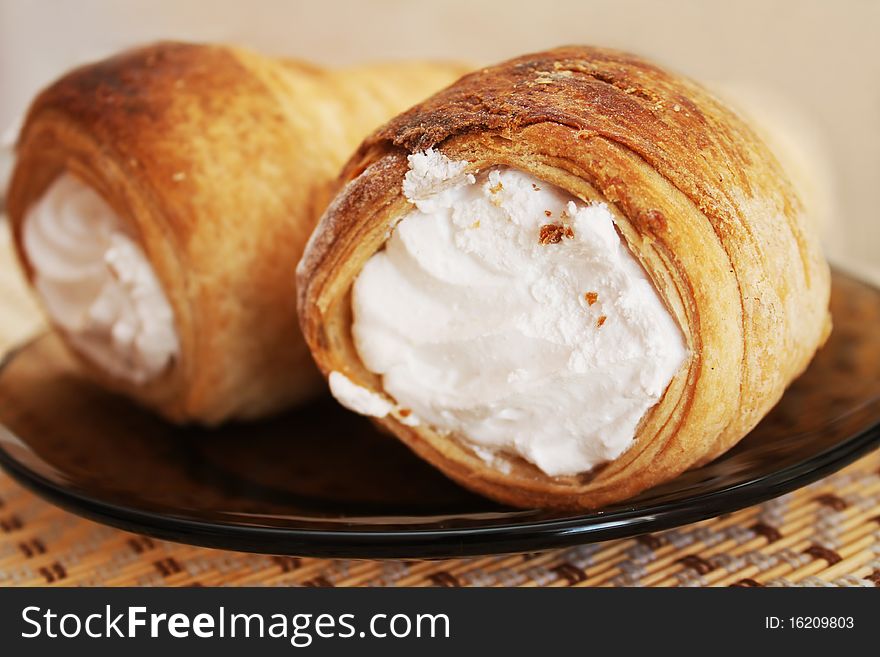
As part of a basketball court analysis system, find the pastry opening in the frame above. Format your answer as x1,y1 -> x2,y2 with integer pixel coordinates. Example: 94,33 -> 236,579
330,149 -> 688,477
21,172 -> 179,385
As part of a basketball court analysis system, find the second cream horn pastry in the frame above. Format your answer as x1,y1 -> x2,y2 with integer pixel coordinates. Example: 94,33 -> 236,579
7,42 -> 468,423
297,46 -> 832,509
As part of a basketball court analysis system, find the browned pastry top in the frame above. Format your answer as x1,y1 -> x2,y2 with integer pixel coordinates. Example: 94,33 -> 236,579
347,45 -> 802,250
14,42 -> 297,248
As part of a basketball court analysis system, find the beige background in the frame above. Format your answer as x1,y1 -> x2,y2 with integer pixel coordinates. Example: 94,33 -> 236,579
1,0 -> 877,280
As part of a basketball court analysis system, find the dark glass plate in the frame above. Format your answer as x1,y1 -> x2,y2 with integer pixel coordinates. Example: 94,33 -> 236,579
0,272 -> 878,559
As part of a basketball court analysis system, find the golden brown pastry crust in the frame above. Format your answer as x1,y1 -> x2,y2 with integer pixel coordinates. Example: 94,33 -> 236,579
7,42 -> 468,423
297,46 -> 832,509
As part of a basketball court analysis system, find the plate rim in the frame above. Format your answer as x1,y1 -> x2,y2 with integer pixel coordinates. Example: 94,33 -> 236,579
1,401 -> 877,558
1,269 -> 879,559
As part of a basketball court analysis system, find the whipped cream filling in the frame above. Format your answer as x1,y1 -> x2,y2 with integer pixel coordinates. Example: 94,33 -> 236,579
23,173 -> 179,384
343,150 -> 688,477
328,371 -> 395,418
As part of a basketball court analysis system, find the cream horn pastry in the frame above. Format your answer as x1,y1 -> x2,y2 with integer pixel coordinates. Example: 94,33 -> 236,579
296,46 -> 832,509
7,42 -> 468,423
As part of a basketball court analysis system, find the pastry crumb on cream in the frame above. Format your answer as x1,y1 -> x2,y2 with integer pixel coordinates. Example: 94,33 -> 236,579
23,172 -> 179,384
348,149 -> 688,477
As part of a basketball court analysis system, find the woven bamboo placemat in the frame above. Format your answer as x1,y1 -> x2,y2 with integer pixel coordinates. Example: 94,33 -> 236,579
1,222 -> 879,587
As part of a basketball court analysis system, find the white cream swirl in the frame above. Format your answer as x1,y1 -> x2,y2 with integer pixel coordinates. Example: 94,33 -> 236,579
346,150 -> 688,477
23,173 -> 179,384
